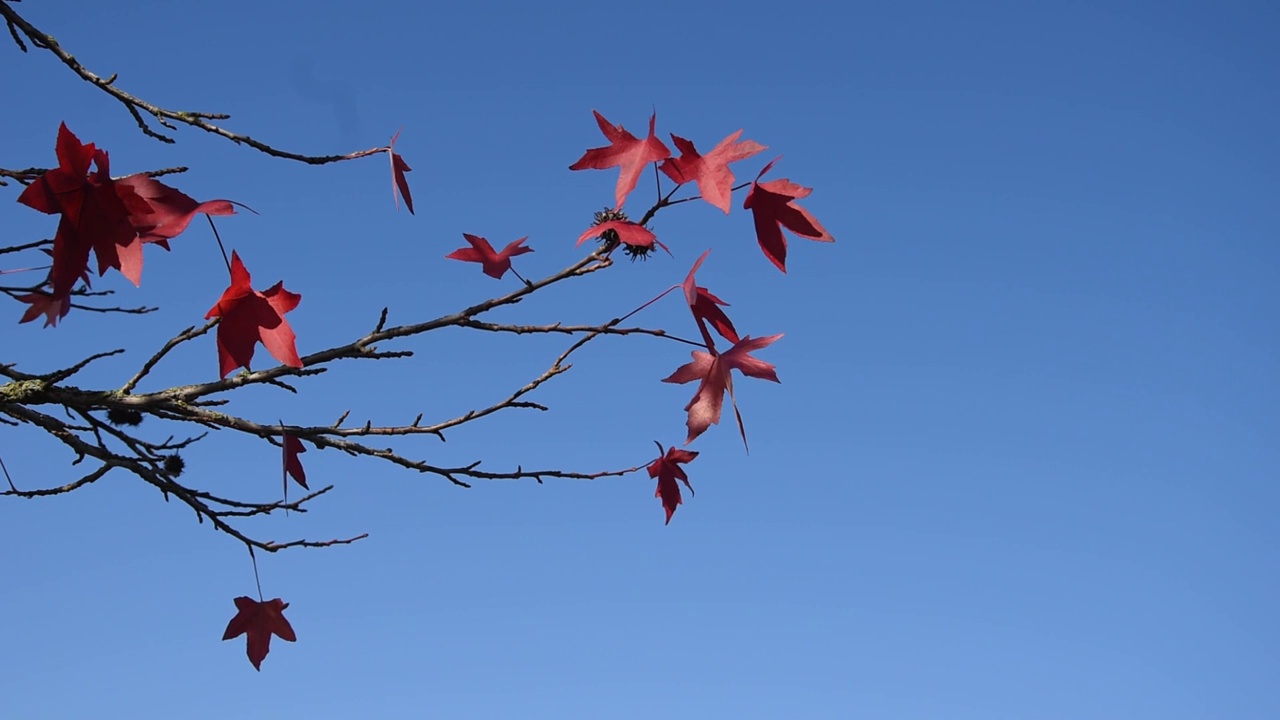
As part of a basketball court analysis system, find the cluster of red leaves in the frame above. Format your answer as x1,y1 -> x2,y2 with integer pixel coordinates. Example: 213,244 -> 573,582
15,123 -> 235,325
10,122 -> 428,672
667,251 -> 784,454
222,597 -> 296,670
568,111 -> 831,272
9,110 -> 829,666
13,125 -> 424,380
564,111 -> 832,522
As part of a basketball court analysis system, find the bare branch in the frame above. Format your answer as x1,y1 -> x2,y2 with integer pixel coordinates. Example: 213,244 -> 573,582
121,320 -> 217,393
0,3 -> 391,165
0,238 -> 52,255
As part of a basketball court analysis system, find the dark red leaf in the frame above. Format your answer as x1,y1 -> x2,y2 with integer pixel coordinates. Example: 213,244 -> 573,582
221,596 -> 296,671
742,159 -> 834,272
663,334 -> 782,447
682,250 -> 739,349
569,111 -> 670,209
283,433 -> 307,491
647,443 -> 699,524
205,251 -> 303,378
445,234 -> 533,279
17,123 -> 154,297
389,130 -> 414,214
15,291 -> 71,328
659,130 -> 765,213
114,174 -> 236,246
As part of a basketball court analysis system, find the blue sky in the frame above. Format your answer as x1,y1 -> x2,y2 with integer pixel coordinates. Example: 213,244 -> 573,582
1,0 -> 1277,717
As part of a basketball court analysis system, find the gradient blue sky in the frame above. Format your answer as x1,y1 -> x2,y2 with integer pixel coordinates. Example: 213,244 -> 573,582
1,1 -> 1277,717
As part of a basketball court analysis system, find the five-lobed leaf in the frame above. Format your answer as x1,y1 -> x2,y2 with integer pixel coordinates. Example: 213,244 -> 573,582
663,334 -> 783,448
446,234 -> 533,279
15,292 -> 70,328
742,159 -> 834,272
222,596 -> 297,671
660,131 -> 766,214
569,111 -> 670,209
647,443 -> 699,524
205,251 -> 303,378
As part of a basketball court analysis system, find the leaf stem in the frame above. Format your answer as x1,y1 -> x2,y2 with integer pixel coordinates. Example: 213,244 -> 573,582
248,546 -> 264,602
206,215 -> 232,276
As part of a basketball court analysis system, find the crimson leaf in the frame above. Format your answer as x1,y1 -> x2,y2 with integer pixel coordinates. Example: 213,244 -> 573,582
569,111 -> 670,209
446,234 -> 533,279
660,130 -> 765,214
742,159 -> 834,272
647,443 -> 699,524
221,596 -> 296,671
205,251 -> 303,378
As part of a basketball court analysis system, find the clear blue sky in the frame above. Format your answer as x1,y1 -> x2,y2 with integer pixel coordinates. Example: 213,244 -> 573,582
1,0 -> 1277,717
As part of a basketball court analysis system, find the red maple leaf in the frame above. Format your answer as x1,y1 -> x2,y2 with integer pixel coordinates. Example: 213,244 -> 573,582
569,111 -> 670,209
15,291 -> 71,328
683,250 -> 739,349
576,220 -> 669,255
742,159 -> 834,272
283,432 -> 307,491
17,123 -> 154,297
663,334 -> 782,447
114,174 -> 236,246
445,234 -> 533,279
389,130 -> 414,214
647,443 -> 699,524
221,596 -> 296,671
205,251 -> 303,378
660,131 -> 766,213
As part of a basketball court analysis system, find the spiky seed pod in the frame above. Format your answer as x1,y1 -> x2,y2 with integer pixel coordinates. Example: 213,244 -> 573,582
622,242 -> 654,261
106,408 -> 143,427
591,207 -> 630,249
163,454 -> 185,477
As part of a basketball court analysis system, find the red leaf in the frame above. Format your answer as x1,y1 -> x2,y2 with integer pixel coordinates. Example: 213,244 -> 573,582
445,234 -> 533,279
389,130 -> 414,214
114,174 -> 236,245
17,123 -> 154,297
15,291 -> 71,328
663,334 -> 782,447
659,130 -> 765,213
221,596 -> 296,671
742,159 -> 834,272
682,250 -> 739,349
569,111 -> 670,209
576,219 -> 669,256
16,122 -> 96,217
647,443 -> 699,524
283,433 -> 307,491
205,251 -> 303,378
